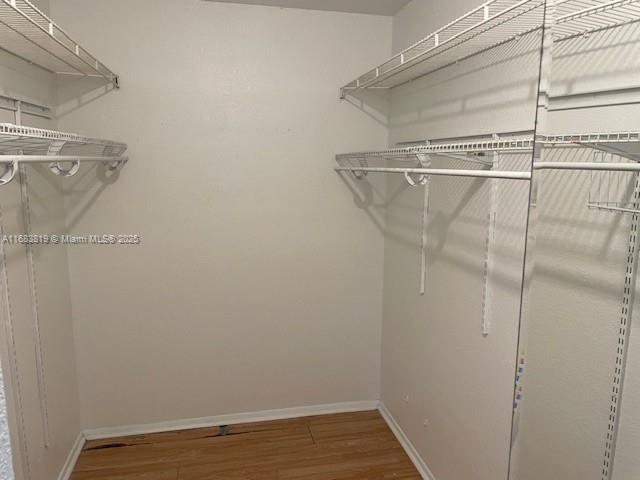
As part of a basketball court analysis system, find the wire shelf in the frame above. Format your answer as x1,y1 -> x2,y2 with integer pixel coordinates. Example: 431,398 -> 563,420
338,132 -> 640,163
540,132 -> 640,161
336,138 -> 536,163
0,0 -> 119,85
0,123 -> 127,157
341,0 -> 544,96
341,0 -> 640,96
588,151 -> 640,214
554,0 -> 640,41
335,132 -> 640,185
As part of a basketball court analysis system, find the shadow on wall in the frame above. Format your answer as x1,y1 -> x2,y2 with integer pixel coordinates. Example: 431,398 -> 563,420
342,89 -> 391,128
388,30 -> 543,137
531,148 -> 635,299
62,162 -> 122,231
336,171 -> 386,234
338,28 -> 543,247
54,78 -> 124,230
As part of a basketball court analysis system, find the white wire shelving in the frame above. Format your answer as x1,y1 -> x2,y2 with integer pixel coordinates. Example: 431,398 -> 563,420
340,0 -> 640,97
340,0 -> 544,97
0,123 -> 128,185
554,0 -> 640,41
335,132 -> 640,183
0,0 -> 119,86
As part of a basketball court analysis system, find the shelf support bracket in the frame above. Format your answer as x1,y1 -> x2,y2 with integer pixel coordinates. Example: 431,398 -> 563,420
481,135 -> 500,336
417,152 -> 431,295
48,141 -> 80,177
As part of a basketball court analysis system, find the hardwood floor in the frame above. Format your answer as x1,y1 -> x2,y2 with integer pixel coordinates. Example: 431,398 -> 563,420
71,410 -> 421,479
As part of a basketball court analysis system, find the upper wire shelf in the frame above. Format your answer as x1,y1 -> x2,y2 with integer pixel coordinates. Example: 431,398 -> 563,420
0,0 -> 119,86
340,0 -> 544,97
554,0 -> 640,41
0,123 -> 128,185
340,0 -> 640,97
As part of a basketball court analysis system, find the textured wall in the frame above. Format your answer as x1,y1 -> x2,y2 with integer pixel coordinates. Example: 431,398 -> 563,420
380,1 -> 542,479
511,20 -> 640,480
0,368 -> 15,480
52,0 -> 391,430
0,2 -> 83,479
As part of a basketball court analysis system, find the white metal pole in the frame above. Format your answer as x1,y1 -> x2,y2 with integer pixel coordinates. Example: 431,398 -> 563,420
335,166 -> 531,180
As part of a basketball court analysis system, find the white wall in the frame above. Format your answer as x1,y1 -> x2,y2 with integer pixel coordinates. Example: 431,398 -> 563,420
380,1 -> 542,479
51,0 -> 391,430
511,20 -> 640,480
0,1 -> 83,478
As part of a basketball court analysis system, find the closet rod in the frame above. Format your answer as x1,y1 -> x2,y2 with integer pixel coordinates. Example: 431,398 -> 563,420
0,155 -> 128,164
335,166 -> 531,180
534,162 -> 640,172
337,162 -> 640,181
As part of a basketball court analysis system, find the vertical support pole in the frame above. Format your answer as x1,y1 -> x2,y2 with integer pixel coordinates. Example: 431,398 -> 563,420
508,0 -> 553,476
418,153 -> 431,295
13,102 -> 21,128
0,205 -> 26,480
18,169 -> 49,449
0,100 -> 32,480
15,106 -> 50,449
420,179 -> 431,295
603,174 -> 640,480
481,136 -> 500,336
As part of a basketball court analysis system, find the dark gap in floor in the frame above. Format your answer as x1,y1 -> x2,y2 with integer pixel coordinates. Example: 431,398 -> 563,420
84,443 -> 131,451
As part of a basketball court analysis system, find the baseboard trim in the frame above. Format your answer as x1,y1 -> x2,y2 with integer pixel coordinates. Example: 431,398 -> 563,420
378,402 -> 436,480
57,432 -> 85,480
83,400 -> 380,440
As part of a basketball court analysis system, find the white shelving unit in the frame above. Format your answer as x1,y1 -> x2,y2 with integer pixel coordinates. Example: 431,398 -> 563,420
0,123 -> 128,184
340,0 -> 640,97
554,0 -> 640,41
0,0 -> 119,86
335,132 -> 640,181
340,0 -> 545,97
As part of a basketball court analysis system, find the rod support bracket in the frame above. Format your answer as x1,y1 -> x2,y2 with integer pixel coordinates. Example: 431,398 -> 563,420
49,161 -> 80,177
405,153 -> 431,186
0,160 -> 19,186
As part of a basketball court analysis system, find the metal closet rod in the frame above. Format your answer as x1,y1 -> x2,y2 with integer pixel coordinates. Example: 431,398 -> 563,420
335,166 -> 532,180
534,162 -> 640,172
1,155 -> 128,163
337,161 -> 640,181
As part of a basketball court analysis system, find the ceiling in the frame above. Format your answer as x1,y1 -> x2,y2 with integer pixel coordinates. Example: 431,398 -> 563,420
204,0 -> 413,16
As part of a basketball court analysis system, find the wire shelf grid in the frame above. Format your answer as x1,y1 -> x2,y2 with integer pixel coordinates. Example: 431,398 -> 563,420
336,138 -> 536,164
336,132 -> 640,181
342,0 -> 544,95
0,0 -> 118,84
540,132 -> 640,161
0,123 -> 127,157
554,0 -> 640,40
588,151 -> 640,214
341,0 -> 640,96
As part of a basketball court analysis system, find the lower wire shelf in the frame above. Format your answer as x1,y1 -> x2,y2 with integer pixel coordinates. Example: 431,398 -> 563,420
0,123 -> 128,186
335,131 -> 640,184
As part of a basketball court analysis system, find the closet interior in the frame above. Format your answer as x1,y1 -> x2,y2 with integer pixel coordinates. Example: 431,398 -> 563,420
0,0 -> 638,479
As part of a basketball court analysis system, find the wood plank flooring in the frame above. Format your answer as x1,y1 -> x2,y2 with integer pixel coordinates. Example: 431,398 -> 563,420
71,410 -> 421,480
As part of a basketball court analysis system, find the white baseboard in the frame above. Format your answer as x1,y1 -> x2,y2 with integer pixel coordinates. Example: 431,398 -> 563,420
57,432 -> 85,480
378,402 -> 436,480
83,400 -> 380,441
